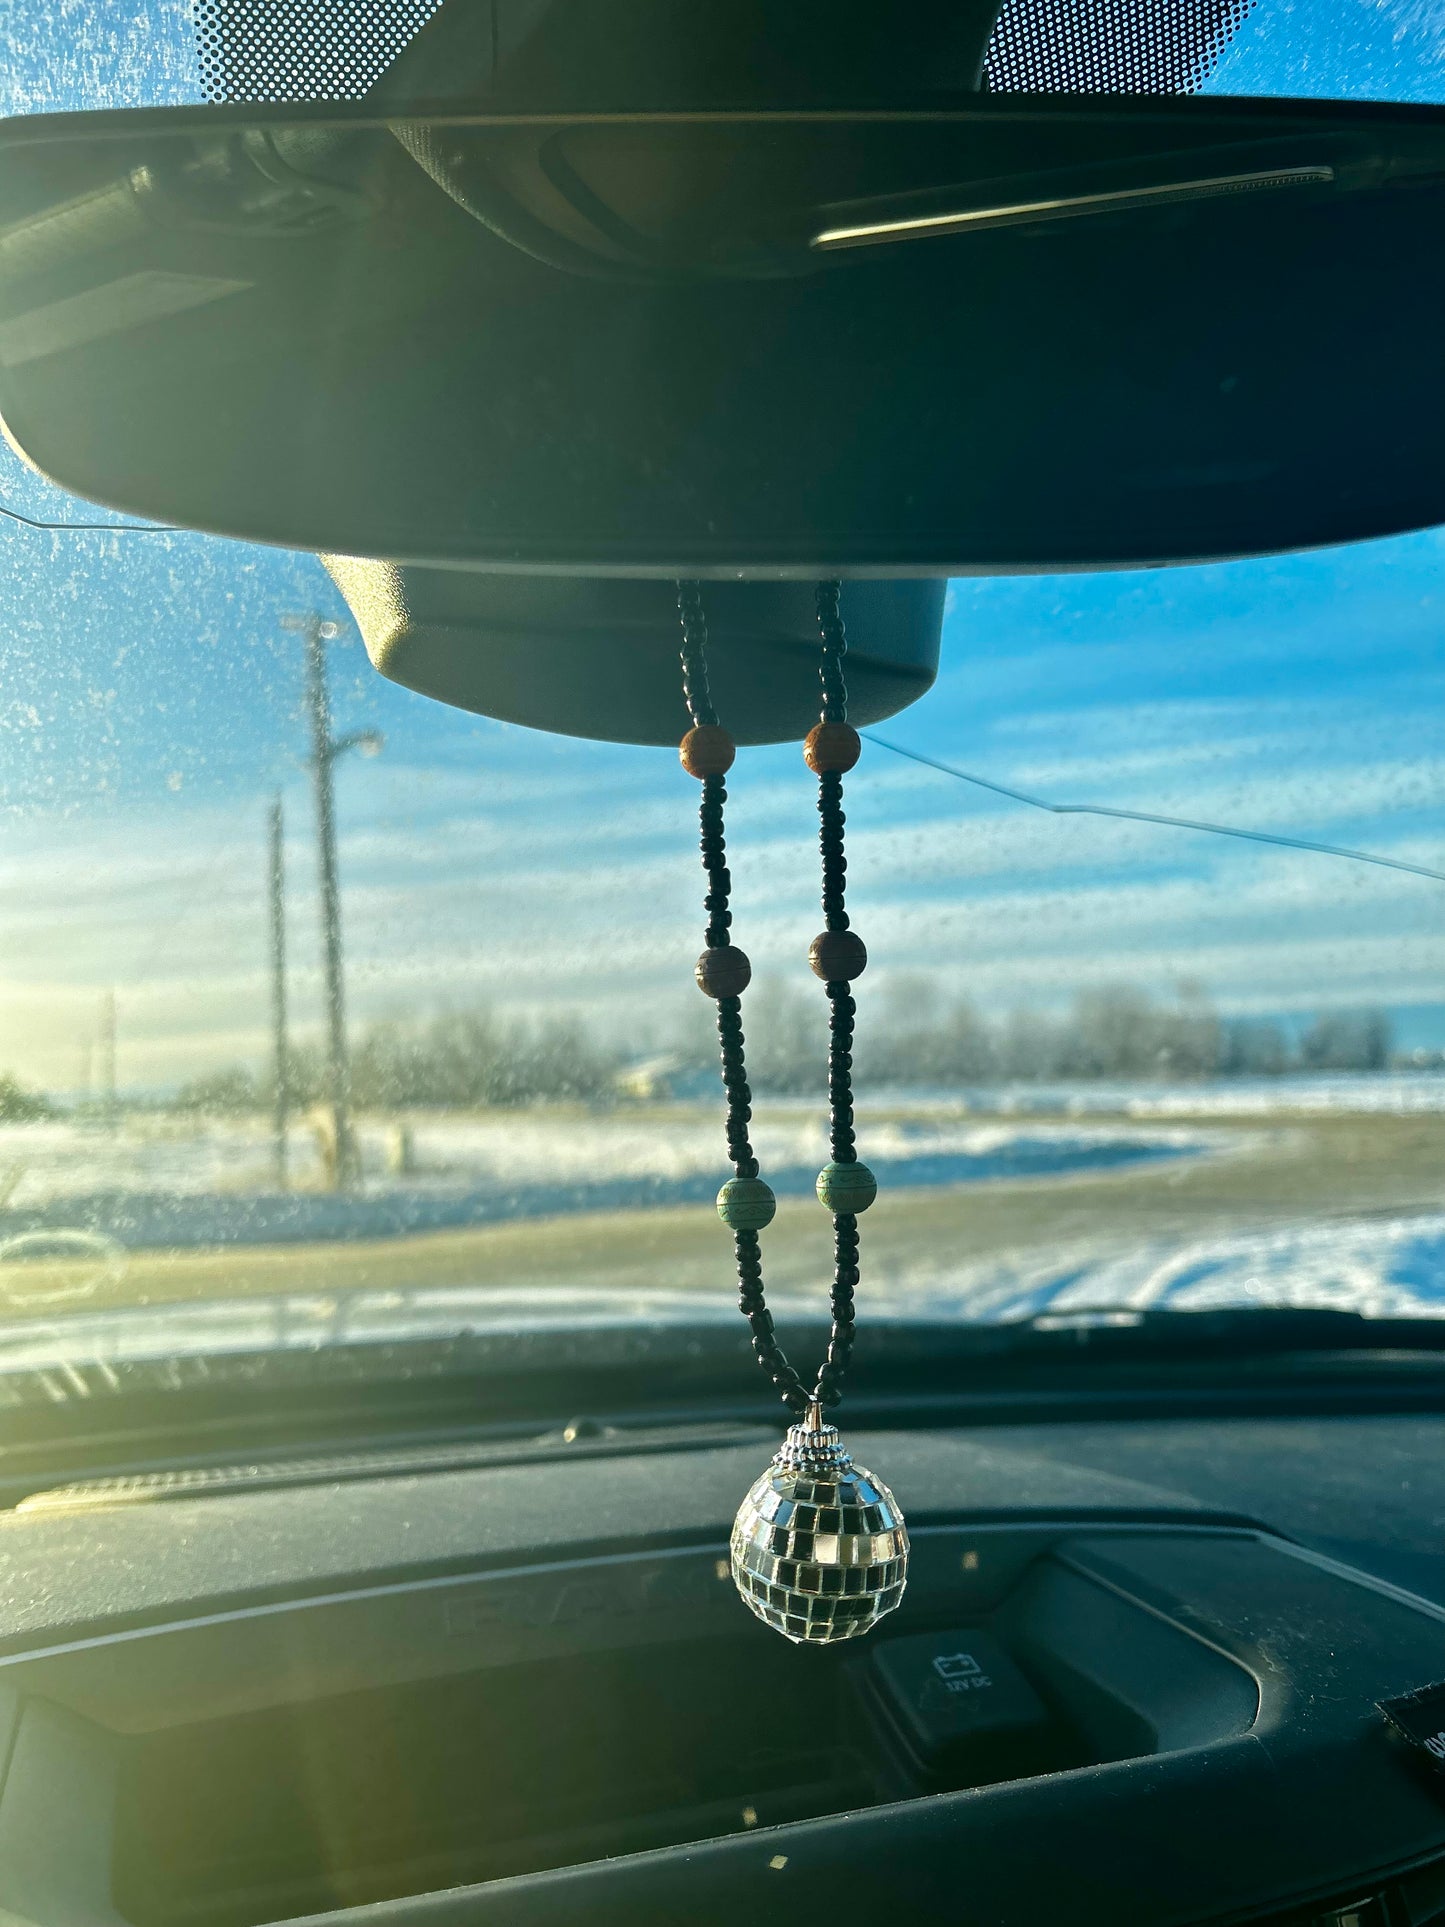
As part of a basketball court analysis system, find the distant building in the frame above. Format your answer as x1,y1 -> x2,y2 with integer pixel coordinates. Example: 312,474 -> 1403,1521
614,1054 -> 714,1103
1394,1047 -> 1445,1073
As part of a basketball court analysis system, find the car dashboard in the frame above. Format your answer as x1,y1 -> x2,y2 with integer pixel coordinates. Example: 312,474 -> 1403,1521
2,1412 -> 1445,1927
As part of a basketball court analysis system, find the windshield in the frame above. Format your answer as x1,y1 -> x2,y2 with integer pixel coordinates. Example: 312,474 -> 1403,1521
0,0 -> 1442,1358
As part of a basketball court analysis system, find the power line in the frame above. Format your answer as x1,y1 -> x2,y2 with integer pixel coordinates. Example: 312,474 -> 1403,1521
862,733 -> 1445,887
0,500 -> 181,534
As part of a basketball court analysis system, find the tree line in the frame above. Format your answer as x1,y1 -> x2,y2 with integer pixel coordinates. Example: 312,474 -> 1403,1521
724,976 -> 1393,1093
174,1008 -> 616,1114
164,980 -> 1398,1114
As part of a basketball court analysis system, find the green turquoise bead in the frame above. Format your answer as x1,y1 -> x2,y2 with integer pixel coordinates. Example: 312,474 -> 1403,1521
816,1161 -> 878,1213
717,1177 -> 777,1231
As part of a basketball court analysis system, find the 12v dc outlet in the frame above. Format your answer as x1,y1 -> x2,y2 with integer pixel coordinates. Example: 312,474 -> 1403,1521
869,1628 -> 1053,1779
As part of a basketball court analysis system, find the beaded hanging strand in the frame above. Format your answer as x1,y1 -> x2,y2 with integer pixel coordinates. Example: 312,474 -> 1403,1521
676,580 -> 908,1645
677,582 -> 807,1414
806,581 -> 877,1407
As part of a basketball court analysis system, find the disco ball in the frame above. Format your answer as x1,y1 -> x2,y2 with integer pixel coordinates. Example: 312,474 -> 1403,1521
730,1409 -> 908,1644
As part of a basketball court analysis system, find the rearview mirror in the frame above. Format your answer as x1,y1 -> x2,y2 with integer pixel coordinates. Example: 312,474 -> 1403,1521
1,94 -> 1443,571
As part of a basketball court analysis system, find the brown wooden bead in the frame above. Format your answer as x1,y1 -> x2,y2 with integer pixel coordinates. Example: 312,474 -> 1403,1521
696,946 -> 752,997
680,725 -> 736,779
804,722 -> 861,775
809,930 -> 867,982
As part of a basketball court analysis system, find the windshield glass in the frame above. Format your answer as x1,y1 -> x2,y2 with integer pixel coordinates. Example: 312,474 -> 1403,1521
0,0 -> 1443,1356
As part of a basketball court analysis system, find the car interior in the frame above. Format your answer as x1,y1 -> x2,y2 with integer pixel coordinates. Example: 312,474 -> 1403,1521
1,1 -> 1445,1924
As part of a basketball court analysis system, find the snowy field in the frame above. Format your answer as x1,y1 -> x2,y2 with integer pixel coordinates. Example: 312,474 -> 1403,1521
5,1211 -> 1445,1365
0,1104 -> 1213,1246
879,1213 -> 1445,1324
8,1063 -> 1441,1216
0,1071 -> 1438,1249
0,1075 -> 1439,1333
883,1071 -> 1445,1118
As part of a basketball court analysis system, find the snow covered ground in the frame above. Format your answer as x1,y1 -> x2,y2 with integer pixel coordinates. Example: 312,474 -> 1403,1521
0,1076 -> 1438,1329
0,1074 -> 1438,1332
5,1211 -> 1445,1367
0,1105 -> 1213,1246
884,1071 -> 1445,1118
1,1069 -> 1434,1216
0,1070 -> 1438,1246
887,1212 -> 1445,1324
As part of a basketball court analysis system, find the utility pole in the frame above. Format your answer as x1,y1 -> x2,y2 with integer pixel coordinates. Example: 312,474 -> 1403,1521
99,989 -> 117,1133
268,792 -> 290,1190
282,613 -> 383,1192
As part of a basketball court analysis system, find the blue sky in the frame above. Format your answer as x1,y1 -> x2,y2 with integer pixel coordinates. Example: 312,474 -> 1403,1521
0,0 -> 1442,1090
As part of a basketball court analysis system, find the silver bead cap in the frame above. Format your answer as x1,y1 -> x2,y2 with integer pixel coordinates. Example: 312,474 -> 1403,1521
775,1408 -> 853,1475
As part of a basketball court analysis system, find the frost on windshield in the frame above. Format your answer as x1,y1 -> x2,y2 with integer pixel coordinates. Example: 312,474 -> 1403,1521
0,0 -> 1441,1346
0,518 -> 1441,1339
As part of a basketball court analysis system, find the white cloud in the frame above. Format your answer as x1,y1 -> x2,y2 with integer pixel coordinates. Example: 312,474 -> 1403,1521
0,725 -> 1438,1084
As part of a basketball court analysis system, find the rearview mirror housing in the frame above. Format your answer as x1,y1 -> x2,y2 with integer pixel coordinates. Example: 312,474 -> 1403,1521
1,92 -> 1443,574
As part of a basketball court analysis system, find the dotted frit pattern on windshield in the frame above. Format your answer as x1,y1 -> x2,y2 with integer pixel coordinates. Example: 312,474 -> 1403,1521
193,0 -> 445,102
191,0 -> 1259,104
984,0 -> 1257,93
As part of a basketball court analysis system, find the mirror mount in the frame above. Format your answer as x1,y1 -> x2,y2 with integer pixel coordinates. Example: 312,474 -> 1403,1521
367,0 -> 1005,115
323,563 -> 945,745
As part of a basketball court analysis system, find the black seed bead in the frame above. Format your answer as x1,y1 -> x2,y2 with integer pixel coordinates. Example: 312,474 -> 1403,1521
815,583 -> 850,725
678,582 -> 720,730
